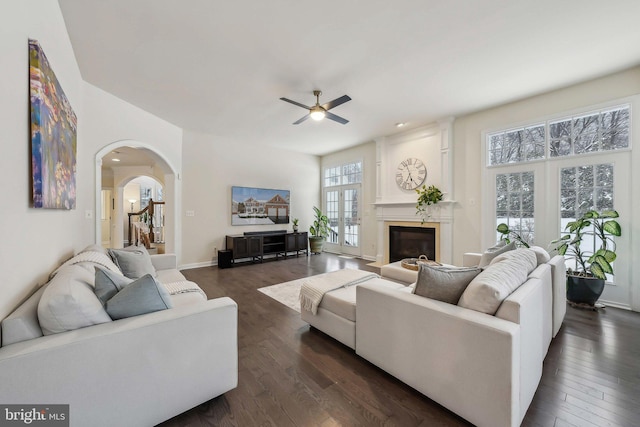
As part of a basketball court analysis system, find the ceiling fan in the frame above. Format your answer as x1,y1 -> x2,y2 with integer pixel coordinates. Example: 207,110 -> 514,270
280,90 -> 351,125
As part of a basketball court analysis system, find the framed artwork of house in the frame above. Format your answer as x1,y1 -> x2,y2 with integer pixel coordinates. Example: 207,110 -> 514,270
231,186 -> 290,225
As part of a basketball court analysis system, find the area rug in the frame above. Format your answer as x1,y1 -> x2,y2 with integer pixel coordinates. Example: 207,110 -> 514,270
257,278 -> 306,313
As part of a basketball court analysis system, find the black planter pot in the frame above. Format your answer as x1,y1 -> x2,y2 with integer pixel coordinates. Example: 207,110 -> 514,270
566,275 -> 605,306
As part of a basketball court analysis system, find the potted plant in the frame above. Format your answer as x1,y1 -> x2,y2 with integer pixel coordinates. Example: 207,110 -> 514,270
550,210 -> 622,306
496,223 -> 530,247
309,206 -> 329,254
415,185 -> 443,223
292,218 -> 299,232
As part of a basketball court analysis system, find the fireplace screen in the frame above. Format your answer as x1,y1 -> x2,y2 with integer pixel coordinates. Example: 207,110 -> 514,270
389,226 -> 436,263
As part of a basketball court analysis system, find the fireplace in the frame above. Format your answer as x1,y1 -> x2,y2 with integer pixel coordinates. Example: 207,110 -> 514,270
389,225 -> 436,263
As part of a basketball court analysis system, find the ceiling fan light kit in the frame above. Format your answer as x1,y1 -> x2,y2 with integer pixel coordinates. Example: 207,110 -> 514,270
280,90 -> 351,125
310,106 -> 326,121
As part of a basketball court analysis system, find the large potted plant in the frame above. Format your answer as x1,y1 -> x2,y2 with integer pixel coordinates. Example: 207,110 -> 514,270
309,206 -> 329,254
550,210 -> 622,306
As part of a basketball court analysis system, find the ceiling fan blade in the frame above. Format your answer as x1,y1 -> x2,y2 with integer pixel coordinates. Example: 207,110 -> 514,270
280,97 -> 311,110
293,114 -> 311,125
325,111 -> 349,125
322,95 -> 351,111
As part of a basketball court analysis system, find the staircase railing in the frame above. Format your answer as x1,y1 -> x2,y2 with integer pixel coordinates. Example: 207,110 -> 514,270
127,198 -> 165,247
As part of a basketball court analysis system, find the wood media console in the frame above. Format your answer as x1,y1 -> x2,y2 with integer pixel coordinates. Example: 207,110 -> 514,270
225,230 -> 308,264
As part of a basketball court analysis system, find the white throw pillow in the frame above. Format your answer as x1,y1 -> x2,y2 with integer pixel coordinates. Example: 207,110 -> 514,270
38,265 -> 112,335
529,245 -> 551,265
458,249 -> 537,315
478,241 -> 516,268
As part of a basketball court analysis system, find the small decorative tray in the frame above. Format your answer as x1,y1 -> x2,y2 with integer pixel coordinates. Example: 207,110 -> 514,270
400,255 -> 441,271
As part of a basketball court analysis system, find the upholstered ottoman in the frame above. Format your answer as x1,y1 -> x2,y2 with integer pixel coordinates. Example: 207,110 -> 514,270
381,261 -> 419,284
301,277 -> 406,349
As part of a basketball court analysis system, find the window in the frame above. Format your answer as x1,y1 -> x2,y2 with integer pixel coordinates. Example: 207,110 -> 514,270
495,171 -> 535,244
550,107 -> 629,157
484,100 -> 630,289
560,163 -> 615,275
323,160 -> 363,255
324,161 -> 362,187
488,124 -> 545,166
488,105 -> 630,165
560,164 -> 614,219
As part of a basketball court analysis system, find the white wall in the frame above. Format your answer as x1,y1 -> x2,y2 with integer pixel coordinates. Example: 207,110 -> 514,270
0,0 -> 85,319
0,0 -> 184,319
321,142 -> 377,260
180,130 -> 320,268
451,66 -> 640,310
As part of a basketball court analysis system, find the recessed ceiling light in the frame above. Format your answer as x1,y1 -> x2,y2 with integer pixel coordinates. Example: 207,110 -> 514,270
112,158 -> 121,162
395,122 -> 406,128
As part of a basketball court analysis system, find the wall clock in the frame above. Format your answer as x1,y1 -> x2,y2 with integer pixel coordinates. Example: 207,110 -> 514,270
396,158 -> 427,190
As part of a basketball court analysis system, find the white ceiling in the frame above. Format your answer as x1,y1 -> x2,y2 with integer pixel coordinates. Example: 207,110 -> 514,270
59,0 -> 640,156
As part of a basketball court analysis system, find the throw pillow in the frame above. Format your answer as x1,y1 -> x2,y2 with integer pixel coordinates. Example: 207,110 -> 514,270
413,264 -> 481,304
104,274 -> 173,320
94,267 -> 133,305
458,249 -> 537,315
529,245 -> 551,265
478,241 -> 516,268
108,245 -> 156,279
38,265 -> 112,336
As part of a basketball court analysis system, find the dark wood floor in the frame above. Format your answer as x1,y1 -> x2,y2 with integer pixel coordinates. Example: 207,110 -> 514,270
159,253 -> 640,427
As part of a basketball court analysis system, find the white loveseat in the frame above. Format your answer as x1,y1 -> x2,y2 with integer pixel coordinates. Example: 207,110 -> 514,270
0,246 -> 238,427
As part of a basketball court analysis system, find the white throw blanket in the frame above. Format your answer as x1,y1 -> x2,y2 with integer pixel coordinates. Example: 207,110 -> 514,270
299,269 -> 379,315
163,280 -> 207,300
50,250 -> 121,279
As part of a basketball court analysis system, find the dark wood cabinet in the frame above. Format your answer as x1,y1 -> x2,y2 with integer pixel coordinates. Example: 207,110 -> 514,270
226,235 -> 263,263
285,232 -> 308,257
225,231 -> 307,265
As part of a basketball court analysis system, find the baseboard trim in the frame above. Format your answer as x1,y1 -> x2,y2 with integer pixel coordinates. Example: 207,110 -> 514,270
597,299 -> 632,311
180,260 -> 217,270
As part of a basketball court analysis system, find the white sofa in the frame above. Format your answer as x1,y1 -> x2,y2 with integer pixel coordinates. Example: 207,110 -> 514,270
0,246 -> 238,427
302,250 -> 566,427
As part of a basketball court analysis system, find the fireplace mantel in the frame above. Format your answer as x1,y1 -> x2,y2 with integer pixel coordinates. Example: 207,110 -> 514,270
374,120 -> 454,265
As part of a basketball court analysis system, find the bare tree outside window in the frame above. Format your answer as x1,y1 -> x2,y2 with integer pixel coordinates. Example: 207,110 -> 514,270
560,163 -> 615,274
496,171 -> 535,244
550,106 -> 629,157
488,125 -> 544,166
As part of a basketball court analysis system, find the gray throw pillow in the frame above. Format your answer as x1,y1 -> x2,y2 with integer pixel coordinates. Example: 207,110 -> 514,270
94,267 -> 133,305
108,246 -> 156,279
105,274 -> 173,320
413,264 -> 481,304
478,241 -> 516,268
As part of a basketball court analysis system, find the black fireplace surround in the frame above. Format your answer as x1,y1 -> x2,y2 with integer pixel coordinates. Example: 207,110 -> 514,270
389,226 -> 436,263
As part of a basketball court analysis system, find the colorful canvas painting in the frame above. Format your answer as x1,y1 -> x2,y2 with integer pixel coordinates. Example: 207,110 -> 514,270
29,39 -> 77,209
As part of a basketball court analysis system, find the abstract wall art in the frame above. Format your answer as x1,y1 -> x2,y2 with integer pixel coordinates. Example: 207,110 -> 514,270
29,39 -> 77,209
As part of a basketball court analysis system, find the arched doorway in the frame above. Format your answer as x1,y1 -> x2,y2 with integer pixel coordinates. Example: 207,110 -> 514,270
95,141 -> 180,257
122,175 -> 165,251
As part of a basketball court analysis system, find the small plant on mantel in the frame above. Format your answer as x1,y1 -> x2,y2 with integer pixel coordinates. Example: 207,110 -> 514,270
415,185 -> 443,223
